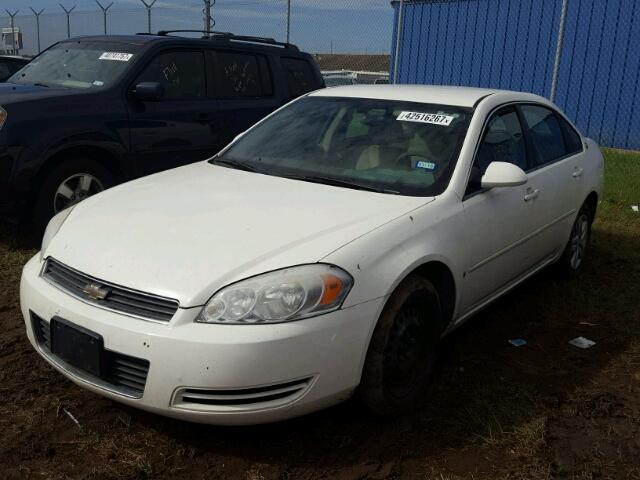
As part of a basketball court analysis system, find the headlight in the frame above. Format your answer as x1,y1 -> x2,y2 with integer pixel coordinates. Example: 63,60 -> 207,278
41,206 -> 75,257
197,264 -> 353,324
0,106 -> 6,130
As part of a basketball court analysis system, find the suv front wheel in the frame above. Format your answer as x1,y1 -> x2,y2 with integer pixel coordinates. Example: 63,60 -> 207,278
33,157 -> 115,233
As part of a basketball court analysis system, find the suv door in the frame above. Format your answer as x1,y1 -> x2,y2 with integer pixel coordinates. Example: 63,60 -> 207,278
208,50 -> 280,151
459,106 -> 551,314
127,49 -> 220,176
519,104 -> 586,257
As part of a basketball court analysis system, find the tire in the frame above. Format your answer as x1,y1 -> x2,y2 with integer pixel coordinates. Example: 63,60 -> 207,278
359,275 -> 444,416
556,203 -> 593,278
33,157 -> 115,234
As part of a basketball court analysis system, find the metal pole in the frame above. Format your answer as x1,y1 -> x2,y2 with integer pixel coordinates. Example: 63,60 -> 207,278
550,0 -> 569,102
30,8 -> 45,53
95,1 -> 113,35
392,0 -> 405,84
59,4 -> 76,39
286,0 -> 291,43
4,10 -> 18,54
140,0 -> 157,34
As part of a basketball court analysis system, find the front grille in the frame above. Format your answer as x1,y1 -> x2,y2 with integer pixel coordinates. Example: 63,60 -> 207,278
175,377 -> 313,408
30,312 -> 150,398
42,258 -> 179,322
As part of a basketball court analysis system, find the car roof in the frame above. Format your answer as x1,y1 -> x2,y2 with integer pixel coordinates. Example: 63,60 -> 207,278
309,85 -> 544,108
61,34 -> 306,55
0,54 -> 29,61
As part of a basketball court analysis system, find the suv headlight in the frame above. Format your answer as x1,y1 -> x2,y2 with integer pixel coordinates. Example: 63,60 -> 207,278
197,264 -> 353,324
0,106 -> 6,130
41,206 -> 75,257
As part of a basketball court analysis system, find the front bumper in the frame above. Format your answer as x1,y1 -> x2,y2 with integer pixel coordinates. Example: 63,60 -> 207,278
20,254 -> 384,425
0,145 -> 32,220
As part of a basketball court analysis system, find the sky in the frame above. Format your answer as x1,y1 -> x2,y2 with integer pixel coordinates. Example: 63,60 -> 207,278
0,0 -> 395,55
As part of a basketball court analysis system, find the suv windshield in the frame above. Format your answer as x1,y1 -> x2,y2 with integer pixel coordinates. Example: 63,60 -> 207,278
9,41 -> 141,90
214,96 -> 472,196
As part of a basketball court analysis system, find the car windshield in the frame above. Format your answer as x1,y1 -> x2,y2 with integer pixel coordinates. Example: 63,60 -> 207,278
8,41 -> 141,90
214,96 -> 472,196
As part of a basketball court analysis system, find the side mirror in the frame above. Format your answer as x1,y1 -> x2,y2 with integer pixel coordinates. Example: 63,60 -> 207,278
132,81 -> 164,102
480,161 -> 528,189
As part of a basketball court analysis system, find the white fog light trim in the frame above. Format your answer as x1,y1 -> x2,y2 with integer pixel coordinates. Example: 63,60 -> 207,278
196,264 -> 353,324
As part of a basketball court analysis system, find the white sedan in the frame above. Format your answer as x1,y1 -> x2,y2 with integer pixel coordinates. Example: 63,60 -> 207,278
21,86 -> 604,425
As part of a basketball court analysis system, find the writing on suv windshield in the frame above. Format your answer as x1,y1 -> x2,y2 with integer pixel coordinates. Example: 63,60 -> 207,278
214,97 -> 472,196
9,41 -> 140,90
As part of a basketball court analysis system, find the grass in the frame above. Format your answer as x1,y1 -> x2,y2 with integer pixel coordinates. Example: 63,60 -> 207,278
0,148 -> 639,479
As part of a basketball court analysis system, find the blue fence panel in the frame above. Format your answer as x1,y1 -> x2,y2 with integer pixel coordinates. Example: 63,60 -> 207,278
391,0 -> 640,149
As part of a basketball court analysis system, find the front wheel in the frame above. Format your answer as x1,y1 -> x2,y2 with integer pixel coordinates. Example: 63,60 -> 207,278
359,275 -> 443,416
33,158 -> 114,234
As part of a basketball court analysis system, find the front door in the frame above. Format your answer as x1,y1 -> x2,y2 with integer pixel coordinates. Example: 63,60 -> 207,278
458,107 -> 546,315
127,49 -> 220,177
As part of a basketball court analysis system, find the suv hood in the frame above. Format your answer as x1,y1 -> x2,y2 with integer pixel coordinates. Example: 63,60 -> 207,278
0,82 -> 81,105
45,161 -> 432,307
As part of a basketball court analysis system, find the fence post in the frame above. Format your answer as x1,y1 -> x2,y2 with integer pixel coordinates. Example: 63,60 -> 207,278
203,0 -> 214,35
29,7 -> 45,53
392,0 -> 405,84
59,4 -> 76,39
140,0 -> 157,34
286,0 -> 291,43
95,1 -> 113,35
4,10 -> 19,55
550,0 -> 569,102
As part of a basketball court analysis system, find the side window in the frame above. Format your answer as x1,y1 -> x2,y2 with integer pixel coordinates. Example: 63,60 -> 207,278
521,105 -> 567,167
558,115 -> 583,155
467,108 -> 527,194
213,52 -> 273,98
0,63 -> 11,82
281,57 -> 316,98
136,50 -> 205,100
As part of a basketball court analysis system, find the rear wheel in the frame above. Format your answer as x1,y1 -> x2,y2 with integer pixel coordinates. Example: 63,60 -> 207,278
556,203 -> 593,277
33,157 -> 114,233
359,275 -> 443,416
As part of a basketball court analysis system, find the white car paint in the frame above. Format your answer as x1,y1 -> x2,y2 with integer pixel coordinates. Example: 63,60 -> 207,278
21,85 -> 604,425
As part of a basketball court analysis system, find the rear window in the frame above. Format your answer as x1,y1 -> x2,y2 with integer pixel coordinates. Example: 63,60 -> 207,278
281,57 -> 317,98
212,51 -> 273,98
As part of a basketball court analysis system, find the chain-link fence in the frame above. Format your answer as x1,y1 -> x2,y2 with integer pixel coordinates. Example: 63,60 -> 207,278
0,0 -> 393,79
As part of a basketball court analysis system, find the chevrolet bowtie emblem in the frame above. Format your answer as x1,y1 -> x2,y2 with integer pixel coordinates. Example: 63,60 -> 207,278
82,283 -> 110,301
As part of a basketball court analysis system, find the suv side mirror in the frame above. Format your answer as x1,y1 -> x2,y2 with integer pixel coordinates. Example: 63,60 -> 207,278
132,81 -> 164,102
480,161 -> 528,188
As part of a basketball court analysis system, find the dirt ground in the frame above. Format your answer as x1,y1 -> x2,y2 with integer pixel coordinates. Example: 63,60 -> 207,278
1,151 -> 639,479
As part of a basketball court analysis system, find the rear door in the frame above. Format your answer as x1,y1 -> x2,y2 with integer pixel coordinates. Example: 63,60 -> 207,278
518,104 -> 586,258
127,49 -> 220,176
208,49 -> 280,151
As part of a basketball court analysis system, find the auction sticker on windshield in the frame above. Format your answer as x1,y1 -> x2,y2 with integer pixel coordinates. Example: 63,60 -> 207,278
396,111 -> 454,126
99,52 -> 133,62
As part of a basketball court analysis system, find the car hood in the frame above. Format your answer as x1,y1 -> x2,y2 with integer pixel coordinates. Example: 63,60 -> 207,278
45,162 -> 432,307
0,82 -> 80,104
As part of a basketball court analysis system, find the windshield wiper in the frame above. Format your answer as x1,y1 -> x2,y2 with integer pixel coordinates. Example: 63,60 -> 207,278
285,174 -> 399,194
211,158 -> 257,172
33,82 -> 50,88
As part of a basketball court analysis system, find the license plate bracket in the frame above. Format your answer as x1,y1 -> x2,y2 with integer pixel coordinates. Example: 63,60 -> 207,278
51,317 -> 104,377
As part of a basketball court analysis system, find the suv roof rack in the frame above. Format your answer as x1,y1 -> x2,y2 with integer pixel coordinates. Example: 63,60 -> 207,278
154,30 -> 299,51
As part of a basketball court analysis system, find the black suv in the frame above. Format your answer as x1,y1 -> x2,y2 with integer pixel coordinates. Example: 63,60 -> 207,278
0,31 -> 324,228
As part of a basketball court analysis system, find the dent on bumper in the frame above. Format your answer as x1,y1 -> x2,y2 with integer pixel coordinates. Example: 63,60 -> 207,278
20,254 -> 384,425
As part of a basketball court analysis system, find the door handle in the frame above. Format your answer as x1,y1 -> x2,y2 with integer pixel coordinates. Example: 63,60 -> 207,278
572,167 -> 584,178
524,189 -> 539,202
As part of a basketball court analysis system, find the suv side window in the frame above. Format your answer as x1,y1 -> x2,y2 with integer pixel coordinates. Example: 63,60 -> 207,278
520,105 -> 568,167
136,50 -> 206,99
281,57 -> 316,98
467,108 -> 527,195
213,51 -> 273,98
